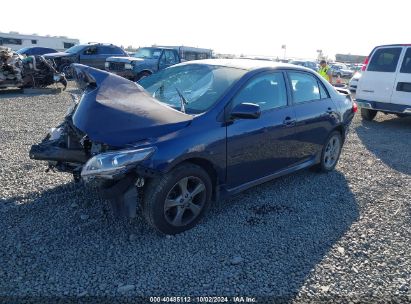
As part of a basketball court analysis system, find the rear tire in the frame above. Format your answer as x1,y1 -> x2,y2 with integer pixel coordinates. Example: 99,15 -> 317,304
361,108 -> 377,121
141,163 -> 212,235
312,131 -> 343,173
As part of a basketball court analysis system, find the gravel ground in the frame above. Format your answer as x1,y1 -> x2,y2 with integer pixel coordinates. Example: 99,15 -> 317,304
0,85 -> 410,303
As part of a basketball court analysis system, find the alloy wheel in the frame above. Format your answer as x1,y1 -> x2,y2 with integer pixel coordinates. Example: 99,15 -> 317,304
164,176 -> 206,227
324,135 -> 341,169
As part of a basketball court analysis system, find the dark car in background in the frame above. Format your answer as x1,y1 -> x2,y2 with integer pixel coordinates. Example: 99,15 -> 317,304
17,47 -> 57,56
105,47 -> 181,81
289,60 -> 318,71
330,63 -> 354,78
44,43 -> 127,77
30,60 -> 357,234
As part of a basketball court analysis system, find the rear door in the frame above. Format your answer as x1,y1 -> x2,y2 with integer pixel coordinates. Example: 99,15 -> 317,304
390,47 -> 411,107
287,71 -> 338,164
357,46 -> 403,103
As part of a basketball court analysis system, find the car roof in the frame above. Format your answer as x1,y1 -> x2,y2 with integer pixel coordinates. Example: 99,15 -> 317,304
374,44 -> 411,48
178,59 -> 311,72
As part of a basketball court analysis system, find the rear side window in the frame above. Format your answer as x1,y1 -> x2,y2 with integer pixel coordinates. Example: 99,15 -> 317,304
368,47 -> 402,72
289,72 -> 324,103
400,48 -> 411,73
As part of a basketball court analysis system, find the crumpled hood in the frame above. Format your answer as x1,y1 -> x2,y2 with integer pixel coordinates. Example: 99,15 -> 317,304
71,64 -> 192,147
44,52 -> 72,58
106,56 -> 145,64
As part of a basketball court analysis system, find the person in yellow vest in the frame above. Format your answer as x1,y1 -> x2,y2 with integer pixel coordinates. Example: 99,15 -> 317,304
318,60 -> 333,84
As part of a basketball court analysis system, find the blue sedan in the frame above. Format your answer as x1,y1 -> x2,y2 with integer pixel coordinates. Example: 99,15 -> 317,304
30,60 -> 357,234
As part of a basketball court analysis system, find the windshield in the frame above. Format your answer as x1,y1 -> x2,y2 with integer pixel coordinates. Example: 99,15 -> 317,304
138,64 -> 247,114
16,48 -> 29,54
133,48 -> 162,59
65,45 -> 85,54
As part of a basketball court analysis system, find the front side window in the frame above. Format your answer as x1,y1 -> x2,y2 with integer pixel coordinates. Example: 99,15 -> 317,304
84,47 -> 97,55
368,47 -> 402,72
232,72 -> 288,111
400,48 -> 411,73
289,72 -> 322,103
165,50 -> 178,64
139,64 -> 247,114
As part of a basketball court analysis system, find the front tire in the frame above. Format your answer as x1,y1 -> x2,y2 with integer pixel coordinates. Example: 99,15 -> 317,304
361,108 -> 377,121
141,163 -> 212,235
312,131 -> 343,173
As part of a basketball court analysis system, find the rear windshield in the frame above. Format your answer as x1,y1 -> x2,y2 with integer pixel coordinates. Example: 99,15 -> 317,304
368,47 -> 402,72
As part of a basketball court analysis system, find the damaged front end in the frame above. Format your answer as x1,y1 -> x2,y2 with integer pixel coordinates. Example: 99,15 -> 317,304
29,64 -> 191,217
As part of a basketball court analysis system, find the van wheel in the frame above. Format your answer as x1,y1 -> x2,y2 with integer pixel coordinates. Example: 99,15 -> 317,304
361,108 -> 377,121
312,131 -> 342,173
141,163 -> 212,235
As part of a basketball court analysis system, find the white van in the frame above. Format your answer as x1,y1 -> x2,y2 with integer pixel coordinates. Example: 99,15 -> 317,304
356,44 -> 411,120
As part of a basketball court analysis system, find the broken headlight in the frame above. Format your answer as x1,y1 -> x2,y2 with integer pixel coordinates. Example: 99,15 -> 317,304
81,147 -> 155,180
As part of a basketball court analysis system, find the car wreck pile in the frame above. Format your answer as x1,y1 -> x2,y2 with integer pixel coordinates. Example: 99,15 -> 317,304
0,46 -> 67,90
0,47 -> 23,85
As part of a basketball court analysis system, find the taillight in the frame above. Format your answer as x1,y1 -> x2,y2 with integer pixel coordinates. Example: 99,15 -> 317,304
352,102 -> 358,113
361,56 -> 369,71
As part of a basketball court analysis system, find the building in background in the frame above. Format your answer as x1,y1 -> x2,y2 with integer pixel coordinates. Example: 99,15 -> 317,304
335,53 -> 366,64
0,32 -> 79,51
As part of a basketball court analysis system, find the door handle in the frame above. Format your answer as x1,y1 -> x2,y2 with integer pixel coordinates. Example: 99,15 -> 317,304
283,116 -> 296,126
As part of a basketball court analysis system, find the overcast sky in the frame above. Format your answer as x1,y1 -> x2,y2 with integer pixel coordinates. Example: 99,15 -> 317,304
1,0 -> 409,59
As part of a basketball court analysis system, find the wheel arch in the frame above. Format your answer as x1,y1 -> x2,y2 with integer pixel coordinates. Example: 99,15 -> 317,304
332,124 -> 346,142
167,157 -> 219,202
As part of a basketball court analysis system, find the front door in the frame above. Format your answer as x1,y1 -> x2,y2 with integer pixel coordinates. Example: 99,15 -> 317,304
391,47 -> 411,107
226,71 -> 297,189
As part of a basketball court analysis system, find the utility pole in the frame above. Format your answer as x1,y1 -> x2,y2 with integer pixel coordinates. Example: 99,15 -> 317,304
281,45 -> 287,60
316,49 -> 323,61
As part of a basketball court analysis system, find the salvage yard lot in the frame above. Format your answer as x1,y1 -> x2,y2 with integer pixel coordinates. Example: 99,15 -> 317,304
0,84 -> 411,302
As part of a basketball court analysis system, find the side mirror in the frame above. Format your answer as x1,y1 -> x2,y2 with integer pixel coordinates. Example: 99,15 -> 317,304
230,102 -> 261,120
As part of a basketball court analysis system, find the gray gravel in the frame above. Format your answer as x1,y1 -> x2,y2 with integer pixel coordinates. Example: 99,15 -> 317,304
1,85 -> 410,303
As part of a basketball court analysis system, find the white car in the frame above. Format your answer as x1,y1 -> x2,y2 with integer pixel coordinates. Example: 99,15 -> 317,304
356,44 -> 411,120
348,71 -> 362,92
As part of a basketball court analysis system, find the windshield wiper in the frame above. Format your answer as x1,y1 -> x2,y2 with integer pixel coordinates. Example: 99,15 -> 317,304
175,87 -> 188,113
